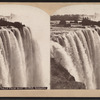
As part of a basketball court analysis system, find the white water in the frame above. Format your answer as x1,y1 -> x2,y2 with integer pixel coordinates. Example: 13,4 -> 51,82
51,28 -> 100,89
0,26 -> 45,87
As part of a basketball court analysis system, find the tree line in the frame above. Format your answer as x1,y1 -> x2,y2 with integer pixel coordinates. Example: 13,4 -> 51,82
51,14 -> 81,21
81,18 -> 100,26
0,18 -> 25,29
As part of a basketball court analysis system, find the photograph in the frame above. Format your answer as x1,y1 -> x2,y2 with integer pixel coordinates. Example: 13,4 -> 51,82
50,4 -> 100,89
0,5 -> 50,89
1,2 -> 100,97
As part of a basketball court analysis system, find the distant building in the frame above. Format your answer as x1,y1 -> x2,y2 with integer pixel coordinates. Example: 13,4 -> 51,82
0,13 -> 16,21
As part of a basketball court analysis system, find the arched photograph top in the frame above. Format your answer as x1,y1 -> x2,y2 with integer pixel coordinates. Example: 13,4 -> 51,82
50,4 -> 100,89
0,5 -> 50,89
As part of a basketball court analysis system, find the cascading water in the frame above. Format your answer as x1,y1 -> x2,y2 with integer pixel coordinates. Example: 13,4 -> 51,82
0,25 -> 43,87
51,28 -> 100,89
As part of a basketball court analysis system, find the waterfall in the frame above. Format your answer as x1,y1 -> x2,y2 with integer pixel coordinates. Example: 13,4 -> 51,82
0,26 -> 43,87
51,28 -> 100,89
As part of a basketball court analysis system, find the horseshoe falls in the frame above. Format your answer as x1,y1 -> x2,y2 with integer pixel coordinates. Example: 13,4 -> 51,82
0,26 -> 46,87
51,28 -> 100,89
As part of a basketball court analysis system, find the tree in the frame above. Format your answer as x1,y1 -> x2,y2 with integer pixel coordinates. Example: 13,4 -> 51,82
59,19 -> 66,26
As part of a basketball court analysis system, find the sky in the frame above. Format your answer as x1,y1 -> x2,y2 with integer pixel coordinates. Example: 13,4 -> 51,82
53,5 -> 100,15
